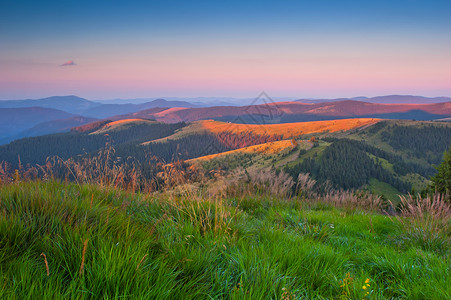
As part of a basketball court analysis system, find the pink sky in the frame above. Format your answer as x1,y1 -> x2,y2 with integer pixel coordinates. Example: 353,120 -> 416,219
2,45 -> 450,99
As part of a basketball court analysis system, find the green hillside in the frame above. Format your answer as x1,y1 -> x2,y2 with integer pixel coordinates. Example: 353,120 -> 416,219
196,120 -> 451,200
347,120 -> 451,173
0,181 -> 449,299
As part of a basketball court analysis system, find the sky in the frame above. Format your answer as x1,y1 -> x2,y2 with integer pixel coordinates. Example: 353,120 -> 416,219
1,0 -> 451,100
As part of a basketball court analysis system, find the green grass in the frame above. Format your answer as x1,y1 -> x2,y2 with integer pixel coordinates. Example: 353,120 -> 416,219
368,178 -> 402,202
0,181 -> 449,299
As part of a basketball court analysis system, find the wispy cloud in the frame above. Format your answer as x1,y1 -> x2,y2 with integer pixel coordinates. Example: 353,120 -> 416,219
60,60 -> 76,66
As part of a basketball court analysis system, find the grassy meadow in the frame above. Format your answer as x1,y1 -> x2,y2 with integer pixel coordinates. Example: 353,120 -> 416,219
0,180 -> 449,299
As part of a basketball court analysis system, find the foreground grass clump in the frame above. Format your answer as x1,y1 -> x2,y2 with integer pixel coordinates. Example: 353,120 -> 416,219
0,181 -> 449,299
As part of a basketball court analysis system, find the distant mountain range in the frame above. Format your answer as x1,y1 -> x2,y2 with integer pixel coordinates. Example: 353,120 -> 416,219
113,99 -> 451,124
0,116 -> 97,145
0,95 -> 450,145
80,98 -> 199,118
98,95 -> 451,106
0,107 -> 77,144
0,96 -> 198,143
0,95 -> 199,117
297,95 -> 451,104
0,96 -> 99,114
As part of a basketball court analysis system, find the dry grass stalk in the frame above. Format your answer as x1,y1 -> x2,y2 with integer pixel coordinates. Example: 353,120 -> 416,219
136,254 -> 148,271
105,206 -> 110,225
397,193 -> 450,221
217,167 -> 294,199
296,173 -> 317,198
313,188 -> 383,211
149,213 -> 167,237
40,253 -> 50,276
0,144 -> 204,195
394,193 -> 450,236
79,239 -> 89,276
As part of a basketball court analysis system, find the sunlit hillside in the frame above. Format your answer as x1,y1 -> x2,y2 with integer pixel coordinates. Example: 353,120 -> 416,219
143,118 -> 380,145
202,118 -> 380,136
90,118 -> 156,134
187,139 -> 306,162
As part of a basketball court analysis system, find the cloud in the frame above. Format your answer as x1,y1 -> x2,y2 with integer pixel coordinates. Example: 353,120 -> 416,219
60,60 -> 76,66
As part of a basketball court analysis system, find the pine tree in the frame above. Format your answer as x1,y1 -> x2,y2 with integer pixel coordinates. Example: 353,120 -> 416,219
430,146 -> 451,196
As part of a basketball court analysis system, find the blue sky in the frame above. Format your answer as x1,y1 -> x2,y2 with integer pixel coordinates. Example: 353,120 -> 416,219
1,0 -> 451,99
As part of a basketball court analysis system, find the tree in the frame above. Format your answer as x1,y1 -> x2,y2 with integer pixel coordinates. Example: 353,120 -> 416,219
430,146 -> 451,196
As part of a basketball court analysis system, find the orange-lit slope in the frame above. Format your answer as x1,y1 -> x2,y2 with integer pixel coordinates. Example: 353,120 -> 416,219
143,118 -> 380,145
103,118 -> 144,127
199,118 -> 379,137
187,139 -> 299,162
91,118 -> 155,134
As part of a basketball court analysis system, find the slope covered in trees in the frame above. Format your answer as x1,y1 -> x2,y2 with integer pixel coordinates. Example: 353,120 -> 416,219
380,123 -> 451,165
284,139 -> 412,192
0,121 -> 186,167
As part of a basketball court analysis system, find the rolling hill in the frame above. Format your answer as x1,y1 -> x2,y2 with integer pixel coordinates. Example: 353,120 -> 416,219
89,119 -> 158,134
0,119 -> 187,166
142,118 -> 379,145
186,139 -> 302,163
0,115 -> 450,201
179,119 -> 451,200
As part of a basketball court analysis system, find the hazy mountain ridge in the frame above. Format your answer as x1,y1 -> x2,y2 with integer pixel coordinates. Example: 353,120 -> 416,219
79,99 -> 199,118
113,99 -> 451,123
0,107 -> 76,139
296,95 -> 451,104
0,96 -> 100,114
0,116 -> 98,145
0,97 -> 197,143
0,95 -> 198,117
1,95 -> 450,145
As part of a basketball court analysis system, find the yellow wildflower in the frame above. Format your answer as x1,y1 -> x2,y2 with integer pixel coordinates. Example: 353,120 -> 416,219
362,286 -> 367,290
365,278 -> 370,284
